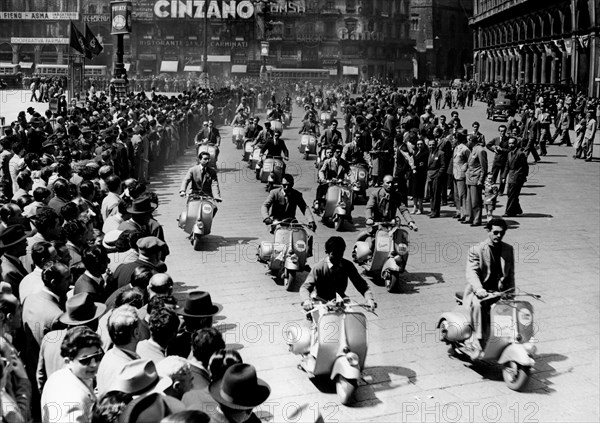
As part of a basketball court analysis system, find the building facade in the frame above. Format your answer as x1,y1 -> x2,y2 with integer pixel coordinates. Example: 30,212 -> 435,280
470,0 -> 599,96
409,0 -> 474,82
1,0 -> 416,82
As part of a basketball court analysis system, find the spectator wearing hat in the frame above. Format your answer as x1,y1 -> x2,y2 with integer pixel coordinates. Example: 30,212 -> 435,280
118,392 -> 186,423
0,225 -> 29,297
103,199 -> 133,234
168,291 -> 222,359
96,305 -> 142,395
113,236 -> 166,290
207,364 -> 270,423
119,193 -> 168,252
109,359 -> 173,399
73,245 -> 111,302
156,356 -> 194,401
452,129 -> 471,221
136,305 -> 179,363
41,327 -> 103,423
37,292 -> 106,392
181,328 -> 225,410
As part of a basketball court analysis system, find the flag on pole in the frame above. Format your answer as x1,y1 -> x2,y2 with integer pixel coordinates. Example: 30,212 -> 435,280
85,24 -> 103,56
70,21 -> 92,58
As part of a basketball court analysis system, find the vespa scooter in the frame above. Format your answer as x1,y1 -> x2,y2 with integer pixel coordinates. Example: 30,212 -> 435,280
286,296 -> 372,405
298,133 -> 318,160
195,139 -> 219,168
232,125 -> 246,150
352,220 -> 414,292
269,119 -> 283,135
257,155 -> 287,191
320,111 -> 332,129
242,137 -> 255,162
437,288 -> 539,391
349,162 -> 370,202
257,219 -> 311,291
317,179 -> 354,232
177,193 -> 221,251
283,109 -> 292,128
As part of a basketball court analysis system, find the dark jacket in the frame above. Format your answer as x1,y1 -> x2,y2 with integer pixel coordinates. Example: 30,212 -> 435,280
261,188 -> 308,221
503,148 -> 529,184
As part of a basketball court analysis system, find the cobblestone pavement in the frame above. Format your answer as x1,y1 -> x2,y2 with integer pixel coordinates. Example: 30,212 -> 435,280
2,90 -> 599,422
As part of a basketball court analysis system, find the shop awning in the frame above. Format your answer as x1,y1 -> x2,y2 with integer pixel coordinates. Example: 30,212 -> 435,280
18,62 -> 33,68
159,61 -> 178,72
328,69 -> 338,76
342,66 -> 359,75
206,55 -> 230,63
183,65 -> 202,72
231,64 -> 247,73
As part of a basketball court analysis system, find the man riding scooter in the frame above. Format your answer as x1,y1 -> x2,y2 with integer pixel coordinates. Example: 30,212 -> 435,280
314,145 -> 350,213
259,131 -> 289,166
179,151 -> 222,207
319,119 -> 343,155
462,217 -> 515,359
299,113 -> 321,137
299,236 -> 377,366
358,175 -> 417,246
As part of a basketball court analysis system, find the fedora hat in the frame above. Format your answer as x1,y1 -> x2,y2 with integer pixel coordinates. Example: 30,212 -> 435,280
118,393 -> 186,423
110,359 -> 172,397
176,291 -> 222,318
209,364 -> 270,410
0,225 -> 28,249
126,194 -> 158,215
59,293 -> 107,325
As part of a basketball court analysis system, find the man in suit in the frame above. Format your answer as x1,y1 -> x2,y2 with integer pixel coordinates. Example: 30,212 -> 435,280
463,218 -> 515,358
0,225 -> 29,297
520,105 -> 541,162
465,134 -> 488,226
73,245 -> 111,303
179,151 -> 222,201
452,129 -> 471,221
554,106 -> 572,146
319,119 -> 343,150
502,137 -> 529,217
581,110 -> 597,161
195,119 -> 221,146
426,137 -> 447,218
486,124 -> 510,195
261,174 -> 317,231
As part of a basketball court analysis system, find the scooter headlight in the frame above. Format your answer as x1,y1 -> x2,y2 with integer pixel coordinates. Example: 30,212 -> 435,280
196,221 -> 204,229
346,352 -> 359,367
289,253 -> 299,263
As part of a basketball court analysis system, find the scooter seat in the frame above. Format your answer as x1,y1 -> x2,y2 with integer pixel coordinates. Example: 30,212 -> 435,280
455,291 -> 464,300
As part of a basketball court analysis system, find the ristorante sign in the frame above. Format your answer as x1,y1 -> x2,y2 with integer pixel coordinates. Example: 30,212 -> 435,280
153,1 -> 255,18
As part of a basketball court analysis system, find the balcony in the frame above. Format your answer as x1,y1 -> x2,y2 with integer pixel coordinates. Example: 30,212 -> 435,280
470,0 -> 530,25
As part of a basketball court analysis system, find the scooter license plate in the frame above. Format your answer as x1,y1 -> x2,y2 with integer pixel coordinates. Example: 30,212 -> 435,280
492,314 -> 516,338
301,136 -> 309,145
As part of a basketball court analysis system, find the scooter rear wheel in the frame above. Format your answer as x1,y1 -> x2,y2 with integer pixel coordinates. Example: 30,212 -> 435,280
386,273 -> 401,293
334,216 -> 344,232
335,375 -> 357,405
502,361 -> 530,391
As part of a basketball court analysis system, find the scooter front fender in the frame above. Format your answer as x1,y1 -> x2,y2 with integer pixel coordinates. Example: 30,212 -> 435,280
498,344 -> 535,367
192,225 -> 204,236
334,206 -> 347,216
381,257 -> 399,275
284,257 -> 299,271
330,357 -> 361,381
286,325 -> 311,355
438,310 -> 472,342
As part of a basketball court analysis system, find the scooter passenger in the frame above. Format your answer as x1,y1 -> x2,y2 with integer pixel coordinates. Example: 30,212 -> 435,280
462,218 -> 515,359
245,117 -> 263,140
252,121 -> 273,148
230,109 -> 247,126
358,175 -> 417,244
179,151 -> 222,215
314,146 -> 350,212
318,120 -> 343,156
342,132 -> 368,164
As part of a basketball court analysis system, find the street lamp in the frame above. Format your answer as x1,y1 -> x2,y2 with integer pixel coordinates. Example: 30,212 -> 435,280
110,1 -> 132,96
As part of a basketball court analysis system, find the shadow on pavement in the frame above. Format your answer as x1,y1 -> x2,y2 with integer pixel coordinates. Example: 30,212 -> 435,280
350,365 -> 418,407
523,184 -> 546,188
400,272 -> 446,294
516,213 -> 554,218
195,236 -> 259,252
528,353 -> 569,394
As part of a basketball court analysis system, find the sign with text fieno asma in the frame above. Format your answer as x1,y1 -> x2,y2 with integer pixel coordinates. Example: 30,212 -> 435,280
0,11 -> 79,20
153,0 -> 254,19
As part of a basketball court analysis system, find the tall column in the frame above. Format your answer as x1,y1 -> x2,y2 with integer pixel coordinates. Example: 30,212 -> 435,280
570,36 -> 578,86
561,52 -> 569,82
524,50 -> 531,83
550,54 -> 557,83
512,52 -> 519,83
490,54 -> 496,82
540,50 -> 547,84
518,51 -> 525,85
500,51 -> 506,83
507,54 -> 514,84
532,48 -> 539,84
